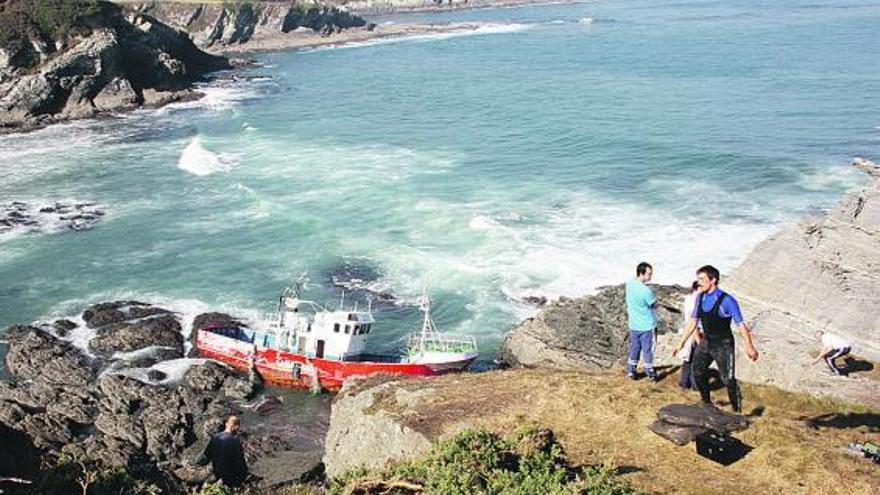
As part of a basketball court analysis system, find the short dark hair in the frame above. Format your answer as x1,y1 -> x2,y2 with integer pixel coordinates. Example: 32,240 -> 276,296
691,280 -> 699,291
636,262 -> 652,276
697,265 -> 720,283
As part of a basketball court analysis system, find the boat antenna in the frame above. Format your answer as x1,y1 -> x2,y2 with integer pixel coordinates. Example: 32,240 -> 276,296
340,289 -> 345,310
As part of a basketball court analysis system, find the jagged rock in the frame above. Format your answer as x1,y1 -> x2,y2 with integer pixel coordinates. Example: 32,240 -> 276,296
4,325 -> 96,387
498,284 -> 687,369
0,2 -> 229,131
192,312 -> 245,332
138,1 -> 367,50
89,313 -> 184,356
183,360 -> 255,400
0,200 -> 106,235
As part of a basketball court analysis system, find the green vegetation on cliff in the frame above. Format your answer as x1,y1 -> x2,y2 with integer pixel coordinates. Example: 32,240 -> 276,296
328,428 -> 641,495
0,0 -> 107,47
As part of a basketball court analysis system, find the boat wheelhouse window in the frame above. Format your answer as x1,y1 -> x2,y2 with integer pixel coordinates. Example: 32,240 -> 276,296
353,325 -> 360,335
364,324 -> 371,334
241,329 -> 256,343
334,323 -> 340,333
264,334 -> 276,348
344,325 -> 350,335
348,313 -> 357,321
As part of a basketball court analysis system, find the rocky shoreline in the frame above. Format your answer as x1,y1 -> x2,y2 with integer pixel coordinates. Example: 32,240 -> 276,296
0,0 -> 550,133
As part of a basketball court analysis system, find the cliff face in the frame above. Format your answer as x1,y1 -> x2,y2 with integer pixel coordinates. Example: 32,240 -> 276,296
0,1 -> 230,131
723,158 -> 880,405
134,1 -> 367,52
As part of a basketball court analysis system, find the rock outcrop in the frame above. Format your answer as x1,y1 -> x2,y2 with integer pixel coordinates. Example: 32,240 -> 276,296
0,0 -> 230,131
721,158 -> 880,406
136,1 -> 367,51
1,200 -> 105,236
0,302 -> 259,485
498,284 -> 688,369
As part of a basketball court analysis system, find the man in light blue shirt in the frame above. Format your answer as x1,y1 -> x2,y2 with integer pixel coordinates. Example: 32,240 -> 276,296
625,261 -> 657,381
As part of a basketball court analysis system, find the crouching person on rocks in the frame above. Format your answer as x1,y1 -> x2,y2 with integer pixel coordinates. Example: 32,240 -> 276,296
674,265 -> 759,413
198,415 -> 250,488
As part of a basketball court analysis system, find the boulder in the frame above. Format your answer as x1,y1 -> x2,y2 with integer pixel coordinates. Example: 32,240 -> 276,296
498,284 -> 688,369
89,314 -> 184,356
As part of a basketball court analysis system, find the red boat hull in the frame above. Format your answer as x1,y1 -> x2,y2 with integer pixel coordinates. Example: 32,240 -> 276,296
196,329 -> 454,391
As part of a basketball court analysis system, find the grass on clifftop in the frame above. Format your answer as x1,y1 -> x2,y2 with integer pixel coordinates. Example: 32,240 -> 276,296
360,368 -> 880,495
0,0 -> 105,48
328,428 -> 642,495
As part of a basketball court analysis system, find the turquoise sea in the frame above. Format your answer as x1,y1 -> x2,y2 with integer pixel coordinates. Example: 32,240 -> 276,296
2,0 -> 879,361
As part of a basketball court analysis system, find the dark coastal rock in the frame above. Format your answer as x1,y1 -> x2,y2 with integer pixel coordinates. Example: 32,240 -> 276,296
183,360 -> 256,401
0,1 -> 230,131
192,312 -> 245,331
498,284 -> 687,370
0,201 -> 105,235
89,313 -> 184,356
4,325 -> 97,387
0,301 -> 270,488
326,260 -> 398,305
281,5 -> 367,36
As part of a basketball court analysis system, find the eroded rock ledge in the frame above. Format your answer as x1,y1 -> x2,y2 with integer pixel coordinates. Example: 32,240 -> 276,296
0,1 -> 230,132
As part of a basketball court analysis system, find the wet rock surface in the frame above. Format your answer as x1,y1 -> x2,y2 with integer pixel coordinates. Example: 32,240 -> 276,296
0,301 -> 293,487
498,284 -> 688,369
0,201 -> 105,236
326,259 -> 399,305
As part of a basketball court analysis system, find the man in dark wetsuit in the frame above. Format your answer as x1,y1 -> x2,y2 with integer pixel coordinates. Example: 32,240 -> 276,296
674,265 -> 759,413
202,416 -> 249,487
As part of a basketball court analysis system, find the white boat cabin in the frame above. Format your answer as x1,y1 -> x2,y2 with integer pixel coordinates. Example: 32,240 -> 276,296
276,294 -> 375,361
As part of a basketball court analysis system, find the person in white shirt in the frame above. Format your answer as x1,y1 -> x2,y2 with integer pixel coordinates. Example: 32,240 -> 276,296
678,281 -> 700,390
811,331 -> 852,376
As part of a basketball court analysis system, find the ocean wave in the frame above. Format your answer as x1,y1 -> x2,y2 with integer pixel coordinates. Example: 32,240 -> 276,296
177,136 -> 235,176
158,84 -> 260,114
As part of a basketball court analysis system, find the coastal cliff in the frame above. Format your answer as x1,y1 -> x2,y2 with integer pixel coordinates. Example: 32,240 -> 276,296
0,0 -> 230,132
133,1 -> 367,52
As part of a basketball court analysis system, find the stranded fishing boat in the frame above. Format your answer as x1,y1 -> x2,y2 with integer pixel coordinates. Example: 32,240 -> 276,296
196,276 -> 479,391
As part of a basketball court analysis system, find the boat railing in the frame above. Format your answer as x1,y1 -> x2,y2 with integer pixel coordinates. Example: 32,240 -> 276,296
407,333 -> 478,354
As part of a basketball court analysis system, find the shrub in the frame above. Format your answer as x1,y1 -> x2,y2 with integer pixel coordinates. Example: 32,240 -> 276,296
328,427 -> 642,495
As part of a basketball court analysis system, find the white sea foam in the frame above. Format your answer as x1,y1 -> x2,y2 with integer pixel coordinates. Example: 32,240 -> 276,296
301,23 -> 534,53
177,136 -> 235,176
158,84 -> 259,114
